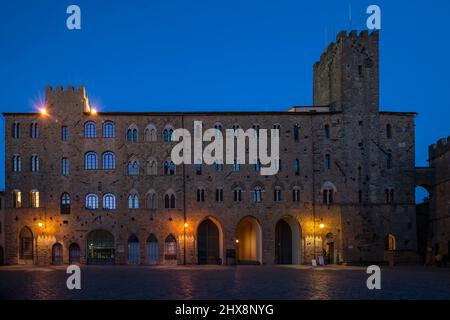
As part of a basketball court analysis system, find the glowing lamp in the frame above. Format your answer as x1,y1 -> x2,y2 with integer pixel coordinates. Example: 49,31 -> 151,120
235,239 -> 239,244
319,223 -> 325,229
90,108 -> 97,115
184,223 -> 188,228
37,222 -> 43,228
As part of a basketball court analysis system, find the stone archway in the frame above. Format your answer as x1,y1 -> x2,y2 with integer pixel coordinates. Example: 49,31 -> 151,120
275,216 -> 301,264
197,218 -> 222,264
87,230 -> 115,265
19,226 -> 34,263
236,216 -> 262,264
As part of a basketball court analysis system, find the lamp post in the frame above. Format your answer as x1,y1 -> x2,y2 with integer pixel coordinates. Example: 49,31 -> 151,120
183,222 -> 188,265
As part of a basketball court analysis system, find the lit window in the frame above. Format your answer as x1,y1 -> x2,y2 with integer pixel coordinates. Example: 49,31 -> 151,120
12,155 -> 21,172
84,121 -> 96,138
30,190 -> 40,208
253,186 -> 262,203
30,122 -> 39,139
31,155 -> 39,172
61,126 -> 69,141
103,193 -> 116,210
13,190 -> 22,208
85,194 -> 99,209
164,161 -> 176,175
102,152 -> 116,170
61,158 -> 69,176
163,128 -> 173,142
102,121 -> 115,138
61,193 -> 71,214
84,152 -> 98,170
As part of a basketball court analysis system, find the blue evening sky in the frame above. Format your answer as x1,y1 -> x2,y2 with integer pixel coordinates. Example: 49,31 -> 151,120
0,0 -> 448,201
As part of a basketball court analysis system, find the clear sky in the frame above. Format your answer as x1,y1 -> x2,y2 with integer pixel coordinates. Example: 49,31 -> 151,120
0,0 -> 448,200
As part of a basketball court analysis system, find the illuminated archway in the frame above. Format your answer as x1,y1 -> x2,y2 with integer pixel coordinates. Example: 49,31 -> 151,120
236,216 -> 262,264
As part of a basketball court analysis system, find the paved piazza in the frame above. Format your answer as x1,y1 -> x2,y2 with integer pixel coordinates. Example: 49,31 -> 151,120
0,265 -> 449,300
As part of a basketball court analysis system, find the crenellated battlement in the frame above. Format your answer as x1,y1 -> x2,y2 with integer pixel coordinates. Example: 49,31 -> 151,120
45,85 -> 86,96
429,136 -> 450,160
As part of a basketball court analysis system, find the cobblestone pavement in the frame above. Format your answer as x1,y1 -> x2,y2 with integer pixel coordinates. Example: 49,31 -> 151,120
0,265 -> 449,300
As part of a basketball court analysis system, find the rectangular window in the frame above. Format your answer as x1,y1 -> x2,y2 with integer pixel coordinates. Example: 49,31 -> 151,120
216,188 -> 223,202
61,158 -> 69,176
61,126 -> 68,141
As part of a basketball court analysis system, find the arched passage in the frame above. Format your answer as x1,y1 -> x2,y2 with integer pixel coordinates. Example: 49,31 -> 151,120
146,234 -> 159,264
87,230 -> 115,265
69,243 -> 80,264
275,216 -> 301,264
52,243 -> 63,265
19,227 -> 33,262
197,217 -> 222,264
236,216 -> 262,264
128,234 -> 140,264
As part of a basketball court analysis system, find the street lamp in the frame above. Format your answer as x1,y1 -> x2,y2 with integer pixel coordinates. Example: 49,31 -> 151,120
183,222 -> 187,265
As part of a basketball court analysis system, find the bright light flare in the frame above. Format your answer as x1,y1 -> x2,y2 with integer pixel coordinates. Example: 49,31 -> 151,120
319,223 -> 325,229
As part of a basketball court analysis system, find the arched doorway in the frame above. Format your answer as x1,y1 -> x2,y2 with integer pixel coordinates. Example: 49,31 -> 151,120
197,219 -> 220,264
146,234 -> 158,264
128,234 -> 140,264
325,233 -> 335,264
19,227 -> 33,262
236,216 -> 262,264
52,243 -> 63,265
87,230 -> 115,264
0,246 -> 4,265
275,216 -> 301,264
275,220 -> 292,264
387,234 -> 396,251
164,234 -> 177,261
69,243 -> 81,264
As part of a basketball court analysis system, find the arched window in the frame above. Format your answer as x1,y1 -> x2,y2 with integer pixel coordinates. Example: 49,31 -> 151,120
232,123 -> 240,131
128,192 -> 139,209
216,188 -> 224,202
164,161 -> 176,175
386,124 -> 392,139
12,190 -> 22,208
61,192 -> 71,214
85,152 -> 98,170
294,159 -> 300,176
164,235 -> 177,260
253,186 -> 263,203
196,188 -> 205,202
12,122 -> 21,139
85,193 -> 99,209
52,243 -> 63,265
30,122 -> 39,139
163,127 -> 174,142
293,124 -> 300,141
126,125 -> 138,143
274,186 -> 282,202
128,160 -> 139,176
84,121 -> 96,138
164,192 -> 176,208
146,234 -> 158,264
321,181 -> 337,205
146,190 -> 158,209
12,155 -> 21,172
102,152 -> 115,169
102,121 -> 115,138
144,124 -> 157,142
69,243 -> 80,264
233,187 -> 243,202
292,187 -> 301,202
146,160 -> 157,175
103,193 -> 116,210
128,234 -> 140,264
30,189 -> 40,208
31,154 -> 40,172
